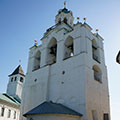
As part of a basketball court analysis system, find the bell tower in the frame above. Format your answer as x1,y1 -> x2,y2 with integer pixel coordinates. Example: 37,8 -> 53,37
21,3 -> 110,120
7,65 -> 25,101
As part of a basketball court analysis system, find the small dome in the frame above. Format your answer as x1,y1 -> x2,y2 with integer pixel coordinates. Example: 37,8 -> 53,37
62,8 -> 70,13
58,8 -> 70,14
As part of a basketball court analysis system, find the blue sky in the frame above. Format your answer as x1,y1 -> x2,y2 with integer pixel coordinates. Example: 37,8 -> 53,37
0,0 -> 120,119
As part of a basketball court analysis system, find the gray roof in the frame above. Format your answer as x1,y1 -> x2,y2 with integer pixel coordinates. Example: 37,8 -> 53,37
9,65 -> 25,77
23,101 -> 82,117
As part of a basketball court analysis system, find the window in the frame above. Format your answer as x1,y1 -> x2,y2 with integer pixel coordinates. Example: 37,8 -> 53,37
14,77 -> 17,81
92,110 -> 98,120
58,18 -> 61,24
33,51 -> 41,71
93,65 -> 102,83
1,107 -> 5,116
103,113 -> 109,120
30,118 -> 33,120
63,17 -> 67,24
64,36 -> 74,60
92,39 -> 100,63
20,77 -> 24,83
8,109 -> 11,118
11,77 -> 13,82
47,37 -> 57,65
14,111 -> 16,119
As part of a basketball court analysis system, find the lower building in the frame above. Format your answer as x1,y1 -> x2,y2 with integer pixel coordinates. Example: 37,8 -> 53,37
0,65 -> 25,120
0,93 -> 20,120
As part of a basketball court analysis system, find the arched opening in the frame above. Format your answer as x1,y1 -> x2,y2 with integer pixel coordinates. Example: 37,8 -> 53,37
63,17 -> 67,24
58,18 -> 61,24
92,39 -> 100,63
47,38 -> 57,65
33,51 -> 41,71
20,77 -> 24,83
92,65 -> 102,83
11,77 -> 13,82
14,111 -> 16,119
1,107 -> 5,116
64,36 -> 74,59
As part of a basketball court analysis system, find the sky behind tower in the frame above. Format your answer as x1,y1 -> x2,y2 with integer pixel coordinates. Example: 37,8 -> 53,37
0,0 -> 120,119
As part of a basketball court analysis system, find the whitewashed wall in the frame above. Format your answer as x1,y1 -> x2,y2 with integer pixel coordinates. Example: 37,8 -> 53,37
0,100 -> 20,120
21,21 -> 110,120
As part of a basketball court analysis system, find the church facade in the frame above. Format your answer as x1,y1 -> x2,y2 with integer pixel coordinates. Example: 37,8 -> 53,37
21,5 -> 110,120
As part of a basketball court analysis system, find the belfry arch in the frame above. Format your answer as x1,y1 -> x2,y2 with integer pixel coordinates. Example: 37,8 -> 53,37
64,36 -> 74,59
47,37 -> 57,64
33,50 -> 41,70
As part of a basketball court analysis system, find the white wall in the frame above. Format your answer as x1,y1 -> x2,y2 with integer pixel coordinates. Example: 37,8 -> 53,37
0,100 -> 20,120
21,21 -> 110,120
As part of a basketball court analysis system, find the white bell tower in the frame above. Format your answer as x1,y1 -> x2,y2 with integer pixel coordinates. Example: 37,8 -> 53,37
21,4 -> 110,120
7,65 -> 25,101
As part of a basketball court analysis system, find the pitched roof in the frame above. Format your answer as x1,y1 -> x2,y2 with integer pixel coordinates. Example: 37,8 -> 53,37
9,65 -> 25,77
0,93 -> 21,106
23,101 -> 82,117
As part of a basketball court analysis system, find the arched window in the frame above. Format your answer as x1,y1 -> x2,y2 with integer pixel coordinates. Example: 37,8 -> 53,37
7,109 -> 11,118
63,17 -> 67,24
14,77 -> 17,81
20,77 -> 24,83
47,38 -> 57,65
92,39 -> 100,63
14,111 -> 16,119
93,65 -> 102,83
11,77 -> 13,82
33,51 -> 41,71
58,18 -> 61,24
64,36 -> 74,59
1,107 -> 5,116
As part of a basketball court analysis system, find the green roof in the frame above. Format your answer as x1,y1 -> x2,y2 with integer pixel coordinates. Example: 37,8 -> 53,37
62,8 -> 70,13
0,93 -> 21,106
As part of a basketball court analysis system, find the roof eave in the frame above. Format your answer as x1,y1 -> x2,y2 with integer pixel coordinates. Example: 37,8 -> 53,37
23,113 -> 82,117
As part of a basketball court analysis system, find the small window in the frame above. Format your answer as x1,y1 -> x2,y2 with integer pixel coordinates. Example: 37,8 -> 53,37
103,113 -> 109,120
14,111 -> 16,119
58,18 -> 61,24
30,118 -> 33,120
11,77 -> 13,82
63,18 -> 67,24
20,77 -> 24,83
14,77 -> 17,81
1,107 -> 5,116
8,109 -> 11,118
